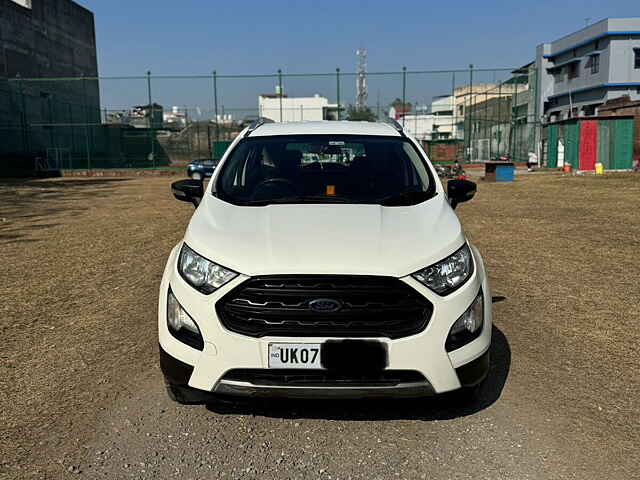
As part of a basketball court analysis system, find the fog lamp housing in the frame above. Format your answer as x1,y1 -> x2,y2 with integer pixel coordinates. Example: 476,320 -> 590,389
445,290 -> 484,352
167,288 -> 204,351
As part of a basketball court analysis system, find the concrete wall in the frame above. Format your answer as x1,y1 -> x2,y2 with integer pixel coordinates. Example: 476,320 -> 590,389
432,95 -> 454,114
0,0 -> 99,162
0,0 -> 97,78
259,95 -> 333,122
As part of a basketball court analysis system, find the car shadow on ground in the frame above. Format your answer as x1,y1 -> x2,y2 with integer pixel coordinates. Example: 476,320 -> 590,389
205,325 -> 511,421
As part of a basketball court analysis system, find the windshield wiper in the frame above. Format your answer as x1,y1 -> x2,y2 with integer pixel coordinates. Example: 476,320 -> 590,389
238,196 -> 305,206
297,195 -> 356,203
238,195 -> 361,206
377,191 -> 432,206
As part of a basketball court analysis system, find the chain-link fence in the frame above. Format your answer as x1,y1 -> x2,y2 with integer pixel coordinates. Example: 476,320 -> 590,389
0,66 -> 541,173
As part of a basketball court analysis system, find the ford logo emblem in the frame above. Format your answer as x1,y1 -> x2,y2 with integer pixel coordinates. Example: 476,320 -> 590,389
309,298 -> 342,313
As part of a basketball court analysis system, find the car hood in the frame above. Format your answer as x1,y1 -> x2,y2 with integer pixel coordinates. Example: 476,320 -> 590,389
183,194 -> 465,277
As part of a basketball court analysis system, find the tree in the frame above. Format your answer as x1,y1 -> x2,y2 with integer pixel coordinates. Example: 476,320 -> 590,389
391,98 -> 412,113
346,105 -> 377,122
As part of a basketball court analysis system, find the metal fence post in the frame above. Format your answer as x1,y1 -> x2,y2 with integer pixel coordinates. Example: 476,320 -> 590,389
278,69 -> 283,122
451,72 -> 456,140
468,64 -> 474,161
68,103 -> 75,165
16,74 -> 29,154
336,68 -> 340,121
401,66 -> 407,127
146,71 -> 155,168
498,80 -> 502,155
47,92 -> 55,161
511,78 -> 519,161
185,106 -> 192,157
221,105 -> 225,139
485,89 -> 490,160
212,70 -> 219,142
82,74 -> 91,170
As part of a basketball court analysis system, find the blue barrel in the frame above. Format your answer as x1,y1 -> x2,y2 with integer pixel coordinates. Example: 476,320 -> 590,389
495,164 -> 514,182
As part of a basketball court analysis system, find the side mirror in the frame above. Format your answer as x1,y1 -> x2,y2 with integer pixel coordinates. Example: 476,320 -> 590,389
447,179 -> 476,209
172,179 -> 204,207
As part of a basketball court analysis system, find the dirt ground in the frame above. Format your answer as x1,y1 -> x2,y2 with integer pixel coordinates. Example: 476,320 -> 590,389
1,173 -> 638,479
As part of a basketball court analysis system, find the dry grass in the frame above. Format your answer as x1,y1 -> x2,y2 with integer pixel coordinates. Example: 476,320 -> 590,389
459,173 -> 640,443
0,173 -> 638,477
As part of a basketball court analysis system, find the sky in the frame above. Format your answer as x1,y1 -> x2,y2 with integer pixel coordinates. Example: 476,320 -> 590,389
76,0 -> 640,118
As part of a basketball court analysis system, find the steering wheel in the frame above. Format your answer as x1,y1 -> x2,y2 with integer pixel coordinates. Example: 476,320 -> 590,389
252,177 -> 299,200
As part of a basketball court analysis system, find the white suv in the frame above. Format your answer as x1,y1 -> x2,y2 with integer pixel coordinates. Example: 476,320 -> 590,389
160,120 -> 491,404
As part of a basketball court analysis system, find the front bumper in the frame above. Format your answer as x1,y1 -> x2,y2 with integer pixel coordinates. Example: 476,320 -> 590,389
158,244 -> 492,397
160,344 -> 489,399
214,376 -> 434,399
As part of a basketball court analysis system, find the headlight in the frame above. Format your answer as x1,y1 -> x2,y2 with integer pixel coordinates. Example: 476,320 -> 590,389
167,289 -> 204,350
411,244 -> 474,295
178,244 -> 238,294
446,290 -> 484,352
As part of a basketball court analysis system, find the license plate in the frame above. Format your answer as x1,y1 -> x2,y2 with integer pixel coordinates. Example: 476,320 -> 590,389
268,343 -> 322,369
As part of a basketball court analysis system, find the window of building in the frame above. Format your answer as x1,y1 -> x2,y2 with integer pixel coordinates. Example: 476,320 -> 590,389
568,62 -> 579,79
583,104 -> 597,116
635,48 -> 640,69
572,49 -> 577,58
587,54 -> 600,74
594,40 -> 600,51
553,67 -> 564,84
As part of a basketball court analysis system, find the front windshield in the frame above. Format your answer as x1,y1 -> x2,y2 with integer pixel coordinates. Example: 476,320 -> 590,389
216,135 -> 435,206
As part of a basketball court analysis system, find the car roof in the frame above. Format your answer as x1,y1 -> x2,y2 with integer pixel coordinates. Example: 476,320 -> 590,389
248,120 -> 401,137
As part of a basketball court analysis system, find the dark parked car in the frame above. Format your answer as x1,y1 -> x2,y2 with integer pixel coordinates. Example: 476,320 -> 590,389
186,159 -> 217,180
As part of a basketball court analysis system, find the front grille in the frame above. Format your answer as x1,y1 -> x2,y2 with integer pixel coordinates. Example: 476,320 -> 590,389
215,275 -> 432,338
222,369 -> 426,387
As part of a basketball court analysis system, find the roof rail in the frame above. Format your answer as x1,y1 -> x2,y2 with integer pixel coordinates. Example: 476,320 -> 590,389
383,117 -> 406,137
244,117 -> 275,137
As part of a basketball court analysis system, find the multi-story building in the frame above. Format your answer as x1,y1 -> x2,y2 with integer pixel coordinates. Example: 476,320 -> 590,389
464,64 -> 534,161
536,17 -> 640,122
400,95 -> 457,141
0,0 -> 99,163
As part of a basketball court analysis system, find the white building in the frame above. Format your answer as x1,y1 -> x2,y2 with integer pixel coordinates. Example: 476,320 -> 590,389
163,106 -> 187,129
397,95 -> 457,140
259,93 -> 340,122
536,17 -> 640,121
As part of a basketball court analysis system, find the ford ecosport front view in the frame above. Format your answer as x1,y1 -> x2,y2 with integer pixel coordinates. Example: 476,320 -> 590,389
159,119 -> 491,404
